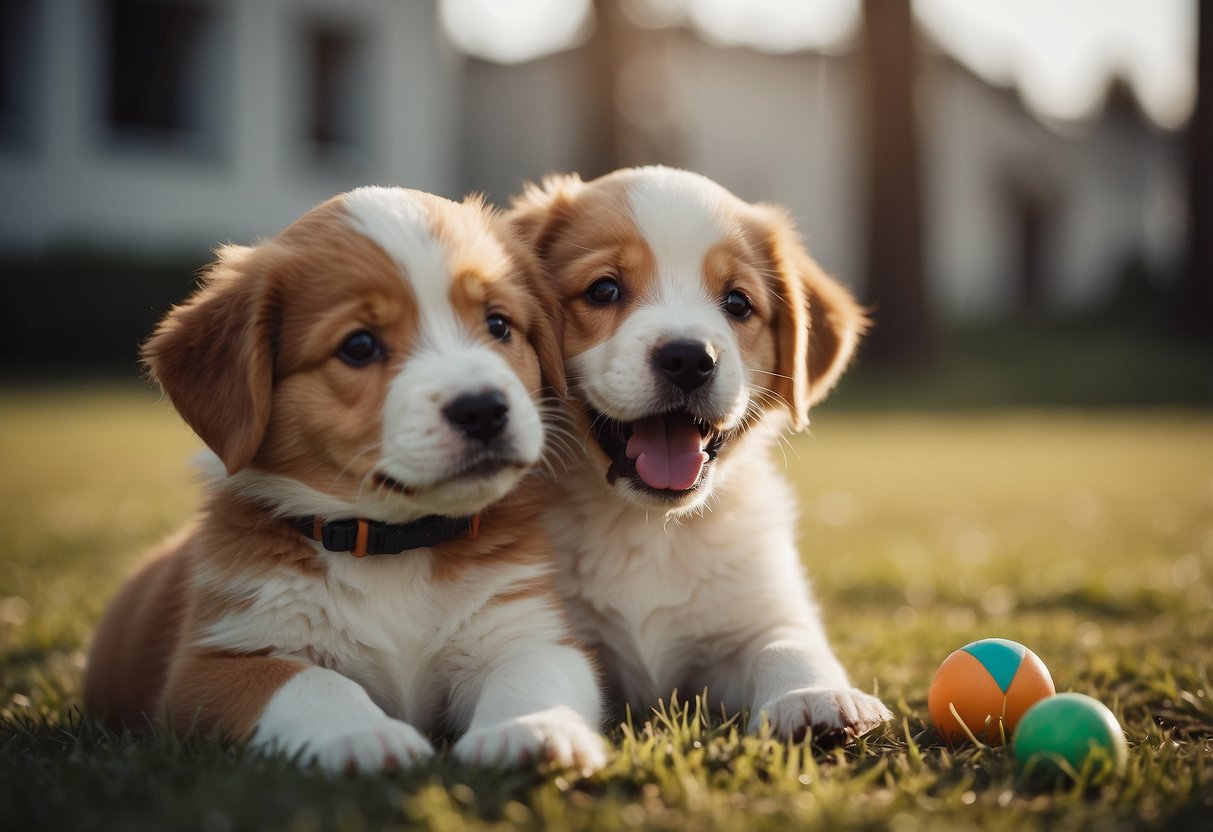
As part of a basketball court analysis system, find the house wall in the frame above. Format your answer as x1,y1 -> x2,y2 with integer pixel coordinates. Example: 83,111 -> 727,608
461,49 -> 598,205
923,56 -> 1185,319
0,0 -> 459,255
669,38 -> 864,294
1053,111 -> 1186,310
922,57 -> 1056,319
1,6 -> 1185,321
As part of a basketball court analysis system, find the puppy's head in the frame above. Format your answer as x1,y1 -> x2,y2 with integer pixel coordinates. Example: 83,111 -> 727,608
508,166 -> 866,514
145,187 -> 564,522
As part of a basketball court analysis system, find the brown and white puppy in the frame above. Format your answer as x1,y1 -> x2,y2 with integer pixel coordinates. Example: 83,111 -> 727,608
84,187 -> 604,774
508,166 -> 892,740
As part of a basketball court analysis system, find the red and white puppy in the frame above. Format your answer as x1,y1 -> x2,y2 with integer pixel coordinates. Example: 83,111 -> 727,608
84,187 -> 604,774
508,166 -> 892,740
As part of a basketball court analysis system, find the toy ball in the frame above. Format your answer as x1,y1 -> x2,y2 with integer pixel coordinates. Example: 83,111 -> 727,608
1013,693 -> 1127,781
928,638 -> 1055,745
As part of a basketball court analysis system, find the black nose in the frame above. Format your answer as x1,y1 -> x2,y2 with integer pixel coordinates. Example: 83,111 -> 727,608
443,391 -> 509,442
655,340 -> 716,392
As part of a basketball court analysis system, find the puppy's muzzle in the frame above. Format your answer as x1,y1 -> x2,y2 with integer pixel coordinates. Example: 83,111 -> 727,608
654,340 -> 716,393
443,390 -> 509,443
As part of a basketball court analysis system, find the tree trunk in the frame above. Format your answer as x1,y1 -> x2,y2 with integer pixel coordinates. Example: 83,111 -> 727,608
580,0 -> 626,179
1179,0 -> 1213,340
859,0 -> 933,364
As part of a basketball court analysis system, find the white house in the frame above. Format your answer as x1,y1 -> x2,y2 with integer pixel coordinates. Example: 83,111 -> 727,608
1,0 -> 1188,321
0,0 -> 460,255
459,21 -> 1186,320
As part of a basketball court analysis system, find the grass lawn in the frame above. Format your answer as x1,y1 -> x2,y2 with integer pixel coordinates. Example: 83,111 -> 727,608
0,384 -> 1210,830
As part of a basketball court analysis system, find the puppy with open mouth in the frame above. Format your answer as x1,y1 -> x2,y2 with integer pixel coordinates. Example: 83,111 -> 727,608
508,166 -> 893,741
84,187 -> 605,774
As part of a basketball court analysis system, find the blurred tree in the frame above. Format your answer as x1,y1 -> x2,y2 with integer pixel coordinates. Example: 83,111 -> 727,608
582,0 -> 626,178
859,0 -> 933,365
1180,0 -> 1212,340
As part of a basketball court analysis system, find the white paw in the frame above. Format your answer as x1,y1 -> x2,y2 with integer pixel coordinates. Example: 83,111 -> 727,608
453,706 -> 607,772
750,687 -> 893,741
296,719 -> 435,774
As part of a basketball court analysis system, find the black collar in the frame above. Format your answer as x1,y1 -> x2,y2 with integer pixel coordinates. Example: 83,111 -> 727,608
293,514 -> 479,557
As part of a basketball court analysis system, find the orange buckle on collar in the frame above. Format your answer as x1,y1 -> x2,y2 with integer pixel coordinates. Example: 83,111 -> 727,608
352,518 -> 370,558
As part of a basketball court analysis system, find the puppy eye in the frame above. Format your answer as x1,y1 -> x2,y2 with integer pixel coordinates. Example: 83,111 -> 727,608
337,330 -> 383,367
586,276 -> 621,305
486,313 -> 511,342
723,290 -> 753,320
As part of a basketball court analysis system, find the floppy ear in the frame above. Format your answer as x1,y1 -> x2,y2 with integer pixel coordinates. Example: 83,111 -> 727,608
757,209 -> 868,431
526,282 -> 567,398
505,175 -> 585,396
500,232 -> 566,397
142,244 -> 275,474
505,172 -> 584,262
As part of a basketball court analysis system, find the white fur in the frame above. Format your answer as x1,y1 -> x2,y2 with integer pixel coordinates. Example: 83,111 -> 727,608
567,173 -> 754,512
569,301 -> 747,427
252,666 -> 435,771
341,186 -> 545,520
574,170 -> 745,429
343,186 -> 511,350
207,548 -> 603,772
626,167 -> 731,288
206,190 -> 603,773
379,342 -> 544,517
547,168 -> 891,739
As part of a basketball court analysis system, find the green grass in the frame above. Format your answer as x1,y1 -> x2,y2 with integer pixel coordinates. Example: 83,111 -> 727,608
1,385 -> 1211,831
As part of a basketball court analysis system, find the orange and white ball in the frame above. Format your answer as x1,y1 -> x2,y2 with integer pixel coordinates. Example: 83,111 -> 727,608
928,638 -> 1055,745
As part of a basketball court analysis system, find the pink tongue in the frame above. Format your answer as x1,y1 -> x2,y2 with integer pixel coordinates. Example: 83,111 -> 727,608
625,414 -> 708,491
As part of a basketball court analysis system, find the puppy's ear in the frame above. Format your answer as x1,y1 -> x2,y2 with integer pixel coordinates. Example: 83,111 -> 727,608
506,173 -> 584,261
754,208 -> 868,431
526,281 -> 567,398
499,232 -> 566,397
143,244 -> 275,474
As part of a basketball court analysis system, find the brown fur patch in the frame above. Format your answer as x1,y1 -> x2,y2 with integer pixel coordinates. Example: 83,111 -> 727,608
159,650 -> 307,739
745,205 -> 869,425
486,573 -> 557,607
428,471 -> 557,585
84,528 -> 196,729
511,177 -> 660,364
143,245 -> 273,475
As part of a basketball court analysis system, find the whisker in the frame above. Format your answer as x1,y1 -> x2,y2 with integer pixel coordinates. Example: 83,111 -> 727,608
747,382 -> 793,414
330,441 -> 386,491
747,367 -> 796,382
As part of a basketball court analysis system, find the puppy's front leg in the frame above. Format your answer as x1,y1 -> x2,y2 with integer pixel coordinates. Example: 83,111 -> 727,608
743,627 -> 892,741
447,603 -> 606,771
163,652 -> 433,773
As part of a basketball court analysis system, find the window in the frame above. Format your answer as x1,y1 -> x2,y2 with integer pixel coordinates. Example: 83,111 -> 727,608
303,20 -> 371,161
0,0 -> 37,148
105,0 -> 216,144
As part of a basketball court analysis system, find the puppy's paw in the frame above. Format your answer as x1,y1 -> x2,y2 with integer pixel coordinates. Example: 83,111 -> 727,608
453,706 -> 607,772
750,687 -> 893,743
299,719 -> 435,774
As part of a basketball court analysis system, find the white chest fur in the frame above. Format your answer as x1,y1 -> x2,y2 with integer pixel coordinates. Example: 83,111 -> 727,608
195,547 -> 549,729
546,435 -> 821,713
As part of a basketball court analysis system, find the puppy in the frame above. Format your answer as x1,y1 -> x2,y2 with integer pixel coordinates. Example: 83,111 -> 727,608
508,166 -> 892,741
84,187 -> 605,774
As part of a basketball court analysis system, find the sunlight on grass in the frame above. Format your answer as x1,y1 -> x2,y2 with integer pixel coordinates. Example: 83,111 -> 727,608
1,385 -> 1210,830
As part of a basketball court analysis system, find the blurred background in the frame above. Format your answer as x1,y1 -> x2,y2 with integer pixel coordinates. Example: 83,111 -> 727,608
0,3 -> 1211,771
0,0 -> 1209,403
